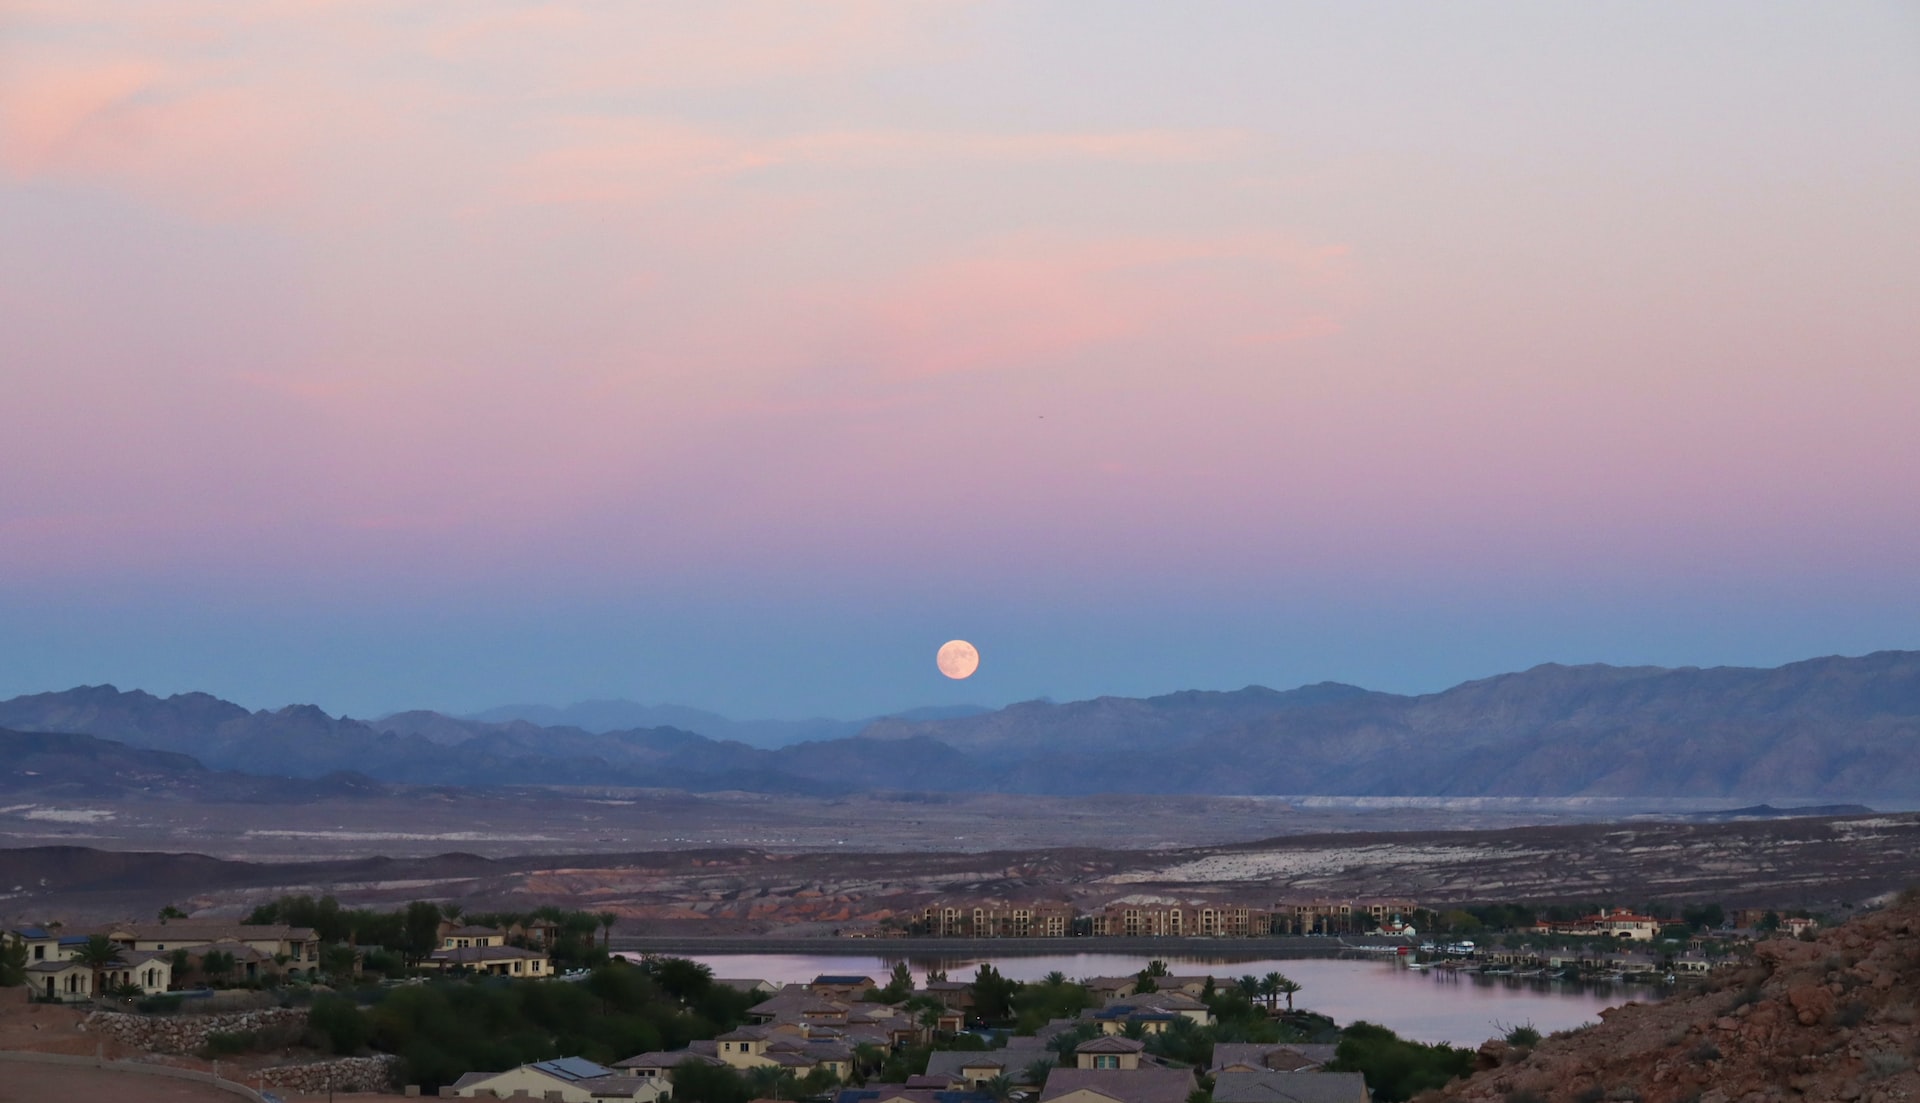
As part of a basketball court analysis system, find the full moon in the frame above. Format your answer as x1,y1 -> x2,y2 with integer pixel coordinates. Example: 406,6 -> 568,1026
936,639 -> 980,680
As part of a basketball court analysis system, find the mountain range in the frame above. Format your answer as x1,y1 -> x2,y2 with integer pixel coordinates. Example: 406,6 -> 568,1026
2,650 -> 1917,799
454,700 -> 991,748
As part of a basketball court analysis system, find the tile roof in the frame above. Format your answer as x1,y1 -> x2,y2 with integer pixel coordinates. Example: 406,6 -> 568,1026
813,974 -> 877,986
835,1087 -> 996,1103
1076,1037 -> 1146,1054
1039,1067 -> 1198,1103
429,945 -> 547,964
1210,1071 -> 1369,1103
613,1050 -> 726,1070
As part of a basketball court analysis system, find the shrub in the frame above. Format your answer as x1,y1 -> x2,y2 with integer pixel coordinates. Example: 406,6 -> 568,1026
1688,1042 -> 1720,1063
200,1030 -> 256,1057
1864,1051 -> 1910,1080
1502,1023 -> 1541,1048
1831,1001 -> 1870,1028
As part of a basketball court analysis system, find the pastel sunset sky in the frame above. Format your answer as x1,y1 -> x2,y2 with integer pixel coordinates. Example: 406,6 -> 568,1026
3,2 -> 1916,720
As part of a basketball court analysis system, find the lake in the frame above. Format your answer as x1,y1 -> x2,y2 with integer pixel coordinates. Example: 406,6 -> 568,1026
658,950 -> 1659,1049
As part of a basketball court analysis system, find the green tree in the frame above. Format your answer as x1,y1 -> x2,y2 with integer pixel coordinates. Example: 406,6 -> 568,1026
1759,911 -> 1782,932
1272,975 -> 1302,1012
880,961 -> 916,1002
1329,1021 -> 1474,1103
597,911 -> 619,949
74,935 -> 126,1001
1,935 -> 28,987
672,1060 -> 751,1103
158,905 -> 188,920
982,1074 -> 1016,1103
1025,1057 -> 1058,1084
746,1064 -> 797,1100
308,993 -> 370,1055
970,962 -> 1019,1023
402,901 -> 443,966
649,956 -> 714,1002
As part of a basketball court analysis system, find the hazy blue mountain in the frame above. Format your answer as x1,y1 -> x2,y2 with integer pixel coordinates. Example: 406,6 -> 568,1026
4,651 -> 1917,798
459,699 -> 991,748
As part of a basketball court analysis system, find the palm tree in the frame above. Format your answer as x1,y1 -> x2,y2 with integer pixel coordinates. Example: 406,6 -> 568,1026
1234,975 -> 1260,1003
746,1065 -> 795,1100
1024,1058 -> 1058,1086
1272,975 -> 1302,1013
982,1075 -> 1016,1103
596,911 -> 618,949
1259,972 -> 1284,1011
73,935 -> 125,1001
1042,970 -> 1067,987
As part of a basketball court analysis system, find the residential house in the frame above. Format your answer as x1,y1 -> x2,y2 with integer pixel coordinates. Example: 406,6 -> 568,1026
450,1057 -> 668,1101
1075,1037 -> 1146,1070
611,1051 -> 726,1085
1210,1045 -> 1338,1074
423,944 -> 550,977
1211,1071 -> 1369,1103
1530,908 -> 1660,942
714,978 -> 780,996
809,975 -> 877,999
1038,1067 -> 1197,1103
439,923 -> 507,949
918,980 -> 974,1010
3,927 -> 63,966
922,1052 -> 1034,1089
102,921 -> 321,975
834,1087 -> 995,1103
1091,990 -> 1213,1033
25,959 -> 95,1002
101,950 -> 174,996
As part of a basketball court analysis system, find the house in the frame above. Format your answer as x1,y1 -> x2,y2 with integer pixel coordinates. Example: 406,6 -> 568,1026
450,1057 -> 668,1101
715,978 -> 780,996
423,944 -> 550,977
711,1026 -> 851,1077
1092,991 -> 1212,1032
101,921 -> 321,975
918,980 -> 975,1009
439,923 -> 508,949
612,1051 -> 727,1084
809,975 -> 877,998
101,950 -> 174,996
1075,1037 -> 1146,1070
3,927 -> 63,965
1039,1067 -> 1197,1103
747,987 -> 852,1025
25,959 -> 95,1002
922,1051 -> 1037,1088
1529,908 -> 1660,942
835,1087 -> 995,1103
1211,1071 -> 1369,1103
1210,1045 -> 1338,1074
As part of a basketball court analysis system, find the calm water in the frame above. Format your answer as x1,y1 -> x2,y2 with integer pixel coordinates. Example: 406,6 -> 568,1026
662,951 -> 1658,1048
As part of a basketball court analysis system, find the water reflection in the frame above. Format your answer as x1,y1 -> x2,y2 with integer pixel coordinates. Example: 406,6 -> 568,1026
654,950 -> 1658,1048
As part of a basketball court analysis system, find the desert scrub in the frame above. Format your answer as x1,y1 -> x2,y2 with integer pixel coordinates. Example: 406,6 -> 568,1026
1688,1042 -> 1721,1063
1864,1051 -> 1911,1080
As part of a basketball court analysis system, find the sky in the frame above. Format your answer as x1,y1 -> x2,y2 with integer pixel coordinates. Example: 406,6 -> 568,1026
2,1 -> 1917,721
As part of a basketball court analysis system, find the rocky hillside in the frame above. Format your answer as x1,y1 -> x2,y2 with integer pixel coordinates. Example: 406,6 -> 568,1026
1442,895 -> 1920,1103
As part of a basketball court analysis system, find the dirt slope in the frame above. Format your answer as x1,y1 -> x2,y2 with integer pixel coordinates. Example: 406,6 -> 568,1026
1438,895 -> 1920,1103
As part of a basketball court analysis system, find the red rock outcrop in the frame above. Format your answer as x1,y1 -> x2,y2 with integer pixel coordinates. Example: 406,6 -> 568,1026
1436,894 -> 1920,1103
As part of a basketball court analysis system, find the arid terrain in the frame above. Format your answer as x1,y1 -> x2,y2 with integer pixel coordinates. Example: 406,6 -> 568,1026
1438,892 -> 1920,1103
6,810 -> 1917,934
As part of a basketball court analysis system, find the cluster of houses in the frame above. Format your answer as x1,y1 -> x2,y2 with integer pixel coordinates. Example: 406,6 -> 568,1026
450,972 -> 1369,1103
911,897 -> 1420,939
3,917 -> 557,1002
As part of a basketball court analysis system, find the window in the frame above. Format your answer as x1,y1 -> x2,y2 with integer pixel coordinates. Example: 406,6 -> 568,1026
1094,1056 -> 1119,1070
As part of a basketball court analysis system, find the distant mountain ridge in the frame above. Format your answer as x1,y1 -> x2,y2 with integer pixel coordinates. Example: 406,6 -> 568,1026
2,650 -> 1917,799
456,699 -> 991,748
